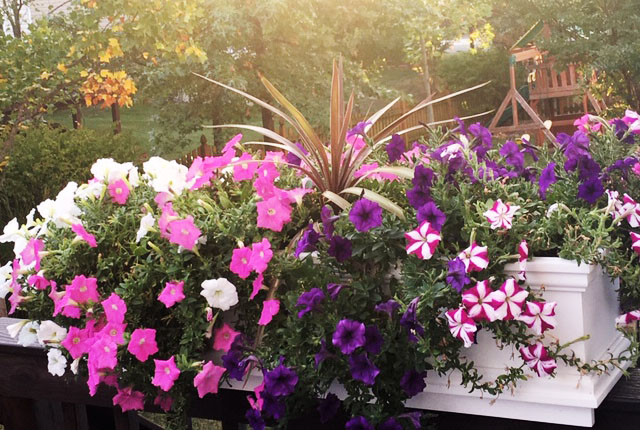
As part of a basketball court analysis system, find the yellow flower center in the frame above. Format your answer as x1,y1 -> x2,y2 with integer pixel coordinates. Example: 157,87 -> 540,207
267,208 -> 276,216
181,229 -> 190,236
164,367 -> 171,375
79,286 -> 87,293
73,337 -> 80,345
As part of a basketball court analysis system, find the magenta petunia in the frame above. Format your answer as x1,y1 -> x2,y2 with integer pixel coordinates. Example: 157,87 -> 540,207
27,274 -> 50,290
222,133 -> 243,153
519,343 -> 557,377
256,197 -> 292,232
518,301 -> 557,335
230,246 -> 253,279
88,336 -> 118,370
21,238 -> 44,271
168,216 -> 201,250
194,361 -> 226,398
258,299 -> 280,326
187,156 -> 215,190
128,328 -> 159,362
213,323 -> 240,352
154,394 -> 173,412
461,280 -> 497,322
445,308 -> 477,348
483,199 -> 520,230
99,321 -> 127,345
158,203 -> 178,238
487,278 -> 528,320
61,325 -> 93,359
457,242 -> 489,272
631,232 -> 640,256
112,386 -> 145,412
152,356 -> 181,392
108,179 -> 130,205
518,239 -> 529,280
67,275 -> 100,304
250,238 -> 273,274
72,223 -> 97,248
251,273 -> 265,300
233,152 -> 259,181
405,221 -> 441,260
158,281 -> 186,308
102,293 -> 127,323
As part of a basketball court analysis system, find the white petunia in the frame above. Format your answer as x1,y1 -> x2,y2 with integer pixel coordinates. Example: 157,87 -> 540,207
136,213 -> 155,243
37,320 -> 67,345
201,278 -> 239,311
47,348 -> 67,377
0,261 -> 12,299
17,321 -> 40,347
143,157 -> 190,195
6,319 -> 28,338
70,357 -> 80,375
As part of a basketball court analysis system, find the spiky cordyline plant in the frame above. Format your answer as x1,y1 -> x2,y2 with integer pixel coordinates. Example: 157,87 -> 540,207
195,60 -> 490,219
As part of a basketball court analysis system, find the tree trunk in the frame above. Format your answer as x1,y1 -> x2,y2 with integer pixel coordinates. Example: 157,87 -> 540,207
72,104 -> 83,129
420,36 -> 435,124
261,106 -> 275,143
111,104 -> 121,134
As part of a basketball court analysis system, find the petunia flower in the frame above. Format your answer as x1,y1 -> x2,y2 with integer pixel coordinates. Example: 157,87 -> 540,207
230,246 -> 253,279
88,336 -> 118,370
462,280 -> 497,322
250,238 -> 273,274
457,242 -> 489,272
20,238 -> 44,271
348,353 -> 380,386
294,223 -> 320,257
28,273 -> 50,290
363,325 -> 383,355
400,369 -> 427,398
386,134 -> 406,162
405,221 -> 441,260
99,321 -> 127,345
256,197 -> 292,232
258,299 -> 280,326
445,308 -> 477,348
332,319 -> 365,355
446,258 -> 470,292
251,273 -> 265,300
113,386 -> 145,412
616,309 -> 640,325
158,281 -> 186,308
326,283 -> 344,300
416,202 -> 446,231
108,179 -> 130,205
375,299 -> 400,317
487,278 -> 528,320
233,152 -> 259,181
345,416 -> 374,430
347,121 -> 371,137
483,199 -> 520,230
61,325 -> 93,359
264,361 -> 298,397
71,223 -> 97,248
47,348 -> 67,377
194,361 -> 226,398
296,288 -> 325,318
128,328 -> 159,362
327,235 -> 352,262
67,275 -> 100,304
102,293 -> 127,323
519,343 -> 557,377
349,199 -> 383,232
37,320 -> 67,346
406,185 -> 431,209
152,356 -> 181,392
518,301 -> 557,335
213,323 -> 240,352
201,278 -> 239,311
622,194 -> 640,227
518,240 -> 529,280
379,418 -> 403,430
154,394 -> 173,412
167,216 -> 201,251
136,213 -> 155,243
577,177 -> 604,204
400,297 -> 424,342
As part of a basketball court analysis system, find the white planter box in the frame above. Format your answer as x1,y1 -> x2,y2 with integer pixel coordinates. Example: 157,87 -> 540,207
407,257 -> 630,427
227,257 -> 630,427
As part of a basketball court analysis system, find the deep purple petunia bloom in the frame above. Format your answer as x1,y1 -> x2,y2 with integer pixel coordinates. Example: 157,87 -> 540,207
416,202 -> 446,231
314,339 -> 333,368
386,134 -> 406,162
246,409 -> 265,430
264,362 -> 298,397
499,140 -> 524,170
375,299 -> 400,317
261,390 -> 286,419
321,205 -> 339,238
446,257 -> 470,292
328,235 -> 352,262
348,121 -> 371,137
406,185 -> 432,209
400,297 -> 425,342
294,223 -> 321,257
538,162 -> 557,200
412,165 -> 434,189
400,369 -> 427,397
222,336 -> 247,381
332,319 -> 366,354
346,416 -> 374,430
296,288 -> 325,318
469,122 -> 492,145
577,157 -> 601,182
578,177 -> 604,204
349,353 -> 380,386
379,418 -> 403,430
611,118 -> 635,144
363,325 -> 384,355
326,283 -> 344,300
285,142 -> 309,166
349,199 -> 383,232
454,116 -> 468,136
317,393 -> 341,423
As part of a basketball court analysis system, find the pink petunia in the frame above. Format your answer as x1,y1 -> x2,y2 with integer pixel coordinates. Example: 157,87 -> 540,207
187,157 -> 215,190
280,187 -> 314,206
518,301 -> 557,335
21,238 -> 44,271
67,275 -> 100,304
128,328 -> 158,362
483,199 -> 520,230
193,361 -> 226,398
27,274 -> 50,290
233,152 -> 259,181
621,194 -> 640,227
88,336 -> 118,370
258,299 -> 280,326
574,114 -> 601,134
457,242 -> 489,272
256,197 -> 292,232
487,278 -> 528,320
631,232 -> 640,256
213,323 -> 240,352
102,293 -> 127,323
108,179 -> 130,205
61,325 -> 94,359
519,343 -> 557,376
353,162 -> 399,182
256,161 -> 280,183
99,321 -> 127,345
154,192 -> 174,207
253,176 -> 276,200
152,356 -> 181,392
405,221 -> 441,260
251,273 -> 265,300
158,203 -> 179,238
154,394 -> 173,412
113,386 -> 145,412
222,133 -> 243,154
168,216 -> 201,250
445,308 -> 477,348
462,280 -> 497,322
250,238 -> 273,274
158,281 -> 186,308
518,240 -> 529,280
71,223 -> 97,248
616,309 -> 640,325
230,246 -> 253,279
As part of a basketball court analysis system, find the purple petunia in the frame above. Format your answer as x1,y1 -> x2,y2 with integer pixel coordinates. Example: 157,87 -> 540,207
347,121 -> 371,137
499,140 -> 524,170
398,411 -> 422,429
386,134 -> 406,162
538,162 -> 557,200
400,297 -> 425,342
454,116 -> 468,136
317,393 -> 341,423
246,409 -> 265,430
328,235 -> 352,262
446,257 -> 470,292
348,353 -> 380,386
577,157 -> 601,182
379,418 -> 403,430
578,177 -> 604,204
375,299 -> 400,317
264,362 -> 298,397
400,369 -> 427,397
363,325 -> 384,355
406,185 -> 432,209
412,165 -> 434,189
469,122 -> 492,146
332,319 -> 366,355
221,336 -> 247,381
285,142 -> 309,166
294,223 -> 321,257
261,390 -> 286,419
321,205 -> 339,238
314,339 -> 333,368
611,118 -> 635,144
345,416 -> 374,430
296,288 -> 325,318
349,199 -> 383,232
326,283 -> 344,300
416,202 -> 446,231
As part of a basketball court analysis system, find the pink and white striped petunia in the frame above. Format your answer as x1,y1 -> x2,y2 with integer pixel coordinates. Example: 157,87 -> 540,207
519,343 -> 557,376
445,308 -> 477,348
621,194 -> 640,228
518,301 -> 557,335
483,199 -> 520,230
405,221 -> 442,260
487,278 -> 528,320
616,309 -> 640,325
518,240 -> 528,280
457,242 -> 489,272
631,232 -> 640,256
461,280 -> 497,322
